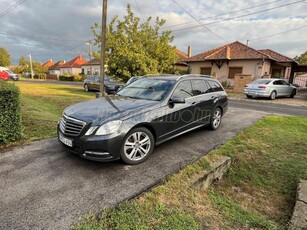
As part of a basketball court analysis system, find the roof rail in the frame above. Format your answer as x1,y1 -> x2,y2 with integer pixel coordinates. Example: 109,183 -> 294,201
180,74 -> 212,79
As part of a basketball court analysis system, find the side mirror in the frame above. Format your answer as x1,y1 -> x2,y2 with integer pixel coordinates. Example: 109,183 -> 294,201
170,96 -> 185,104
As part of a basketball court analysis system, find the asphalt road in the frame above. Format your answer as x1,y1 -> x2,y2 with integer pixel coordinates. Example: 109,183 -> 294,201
0,107 -> 268,230
229,99 -> 307,117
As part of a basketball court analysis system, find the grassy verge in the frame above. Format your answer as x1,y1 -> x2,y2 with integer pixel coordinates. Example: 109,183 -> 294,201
75,116 -> 307,230
1,82 -> 95,149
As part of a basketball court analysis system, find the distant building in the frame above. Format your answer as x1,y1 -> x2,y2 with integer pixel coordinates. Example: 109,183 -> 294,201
42,59 -> 54,68
81,58 -> 101,76
59,55 -> 87,75
47,60 -> 65,79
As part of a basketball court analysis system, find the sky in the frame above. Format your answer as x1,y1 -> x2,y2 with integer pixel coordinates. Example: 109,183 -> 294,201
0,0 -> 306,65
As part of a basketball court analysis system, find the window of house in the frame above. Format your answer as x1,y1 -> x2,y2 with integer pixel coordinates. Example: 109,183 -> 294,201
200,67 -> 212,75
228,67 -> 242,79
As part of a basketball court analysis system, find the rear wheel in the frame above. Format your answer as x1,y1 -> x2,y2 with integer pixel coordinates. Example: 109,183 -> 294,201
210,108 -> 222,130
270,91 -> 277,100
290,89 -> 296,98
120,127 -> 154,165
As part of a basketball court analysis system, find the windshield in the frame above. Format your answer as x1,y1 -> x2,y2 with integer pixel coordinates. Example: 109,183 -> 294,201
5,69 -> 14,74
117,78 -> 175,101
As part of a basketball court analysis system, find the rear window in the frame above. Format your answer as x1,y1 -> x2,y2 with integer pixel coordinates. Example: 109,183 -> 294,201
253,79 -> 271,85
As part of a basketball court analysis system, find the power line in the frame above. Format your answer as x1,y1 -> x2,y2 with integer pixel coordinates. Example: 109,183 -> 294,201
168,0 -> 306,33
163,0 -> 284,29
0,32 -> 86,42
172,0 -> 228,42
133,0 -> 145,22
0,0 -> 26,17
251,24 -> 307,41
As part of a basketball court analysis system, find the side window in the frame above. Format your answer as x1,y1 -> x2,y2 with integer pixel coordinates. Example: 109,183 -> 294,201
273,80 -> 282,85
191,80 -> 210,96
281,80 -> 289,85
207,80 -> 223,92
172,80 -> 193,99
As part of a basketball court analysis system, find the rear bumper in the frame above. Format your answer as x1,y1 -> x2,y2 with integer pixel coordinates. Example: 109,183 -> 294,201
243,89 -> 270,97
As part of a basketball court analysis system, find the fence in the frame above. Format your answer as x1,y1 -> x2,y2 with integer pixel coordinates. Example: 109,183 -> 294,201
293,75 -> 307,97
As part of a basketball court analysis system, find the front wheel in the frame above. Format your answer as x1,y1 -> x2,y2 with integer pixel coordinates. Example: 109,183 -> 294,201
120,127 -> 154,165
210,107 -> 222,130
84,84 -> 89,92
290,89 -> 296,98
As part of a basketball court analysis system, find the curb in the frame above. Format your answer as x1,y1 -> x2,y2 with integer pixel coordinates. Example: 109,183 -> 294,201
289,179 -> 307,229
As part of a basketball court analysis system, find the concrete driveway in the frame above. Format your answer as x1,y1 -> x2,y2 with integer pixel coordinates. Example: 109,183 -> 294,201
0,108 -> 267,229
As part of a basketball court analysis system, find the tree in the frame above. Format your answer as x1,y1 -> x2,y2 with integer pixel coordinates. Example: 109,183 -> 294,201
91,4 -> 177,81
294,51 -> 307,64
19,56 -> 27,67
0,47 -> 12,67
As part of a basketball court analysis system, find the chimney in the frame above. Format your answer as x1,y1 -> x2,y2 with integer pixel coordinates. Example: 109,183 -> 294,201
79,54 -> 82,60
188,46 -> 192,58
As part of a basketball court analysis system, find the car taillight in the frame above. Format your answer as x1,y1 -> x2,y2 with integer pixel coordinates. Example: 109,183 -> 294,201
258,85 -> 267,89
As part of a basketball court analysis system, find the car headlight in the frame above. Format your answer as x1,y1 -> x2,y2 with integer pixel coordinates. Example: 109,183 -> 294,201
91,120 -> 122,136
85,126 -> 98,136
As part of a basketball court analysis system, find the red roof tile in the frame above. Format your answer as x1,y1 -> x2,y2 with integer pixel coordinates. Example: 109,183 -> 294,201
258,49 -> 294,62
60,55 -> 87,68
176,49 -> 189,62
48,60 -> 65,70
82,58 -> 101,66
42,59 -> 54,68
188,41 -> 269,62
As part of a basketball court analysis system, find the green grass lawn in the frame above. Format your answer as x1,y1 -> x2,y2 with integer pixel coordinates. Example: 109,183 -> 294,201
75,116 -> 307,230
17,82 -> 95,141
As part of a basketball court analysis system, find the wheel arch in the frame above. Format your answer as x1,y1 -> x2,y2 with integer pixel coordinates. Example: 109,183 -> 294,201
130,123 -> 157,142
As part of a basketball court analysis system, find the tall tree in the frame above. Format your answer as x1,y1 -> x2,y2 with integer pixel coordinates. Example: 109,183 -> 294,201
0,47 -> 12,67
294,51 -> 307,64
91,4 -> 177,81
19,56 -> 27,67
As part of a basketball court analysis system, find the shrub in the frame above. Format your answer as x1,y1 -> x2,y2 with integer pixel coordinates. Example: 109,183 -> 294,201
0,81 -> 22,144
59,75 -> 74,81
33,73 -> 46,79
73,75 -> 85,82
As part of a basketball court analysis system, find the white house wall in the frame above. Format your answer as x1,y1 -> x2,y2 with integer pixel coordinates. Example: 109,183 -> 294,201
60,68 -> 82,75
189,60 -> 270,79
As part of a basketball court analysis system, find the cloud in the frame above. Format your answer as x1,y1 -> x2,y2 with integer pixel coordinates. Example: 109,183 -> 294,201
0,0 -> 306,64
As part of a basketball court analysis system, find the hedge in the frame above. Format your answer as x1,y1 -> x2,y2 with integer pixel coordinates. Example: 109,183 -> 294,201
0,81 -> 23,144
59,75 -> 74,81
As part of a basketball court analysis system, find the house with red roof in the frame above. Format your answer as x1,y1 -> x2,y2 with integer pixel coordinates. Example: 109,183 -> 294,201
81,58 -> 101,76
186,41 -> 296,82
174,47 -> 191,73
59,55 -> 87,76
47,60 -> 65,79
42,59 -> 54,68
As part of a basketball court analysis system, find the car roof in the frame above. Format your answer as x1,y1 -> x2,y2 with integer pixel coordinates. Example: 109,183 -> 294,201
143,74 -> 214,81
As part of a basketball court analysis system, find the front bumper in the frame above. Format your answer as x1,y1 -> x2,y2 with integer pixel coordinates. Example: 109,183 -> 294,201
57,127 -> 126,162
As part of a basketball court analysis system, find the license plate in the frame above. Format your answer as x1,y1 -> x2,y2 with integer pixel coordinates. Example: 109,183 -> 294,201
59,133 -> 73,147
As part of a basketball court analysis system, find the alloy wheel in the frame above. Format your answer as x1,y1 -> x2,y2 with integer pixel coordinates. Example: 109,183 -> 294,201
124,131 -> 151,161
212,108 -> 221,129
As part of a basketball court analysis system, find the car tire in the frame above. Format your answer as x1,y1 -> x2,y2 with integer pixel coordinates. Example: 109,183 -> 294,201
84,84 -> 89,92
270,91 -> 277,100
290,89 -> 296,98
210,107 -> 222,130
120,127 -> 154,165
246,95 -> 252,99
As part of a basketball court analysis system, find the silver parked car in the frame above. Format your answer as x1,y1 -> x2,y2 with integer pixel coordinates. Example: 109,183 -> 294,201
244,78 -> 296,100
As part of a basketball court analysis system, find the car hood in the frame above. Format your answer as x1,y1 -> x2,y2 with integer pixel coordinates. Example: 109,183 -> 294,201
64,96 -> 160,125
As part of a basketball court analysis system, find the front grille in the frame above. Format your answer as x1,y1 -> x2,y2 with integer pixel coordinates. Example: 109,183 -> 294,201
59,115 -> 86,137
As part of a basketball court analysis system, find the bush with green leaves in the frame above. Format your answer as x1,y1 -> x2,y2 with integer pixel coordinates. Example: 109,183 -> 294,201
0,81 -> 22,144
59,75 -> 74,81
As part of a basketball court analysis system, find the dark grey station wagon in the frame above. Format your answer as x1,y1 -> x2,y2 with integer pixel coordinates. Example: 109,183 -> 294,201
58,74 -> 228,164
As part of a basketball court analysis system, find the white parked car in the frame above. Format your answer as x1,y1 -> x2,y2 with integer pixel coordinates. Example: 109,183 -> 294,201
244,78 -> 296,100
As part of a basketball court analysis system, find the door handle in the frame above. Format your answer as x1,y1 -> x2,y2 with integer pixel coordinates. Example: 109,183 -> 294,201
191,101 -> 197,105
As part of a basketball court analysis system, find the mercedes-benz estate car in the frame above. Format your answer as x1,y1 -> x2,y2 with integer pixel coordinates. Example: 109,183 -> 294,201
58,74 -> 228,164
244,78 -> 296,100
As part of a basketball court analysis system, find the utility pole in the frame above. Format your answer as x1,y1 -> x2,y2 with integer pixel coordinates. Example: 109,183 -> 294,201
28,53 -> 34,79
99,0 -> 107,97
87,39 -> 93,77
